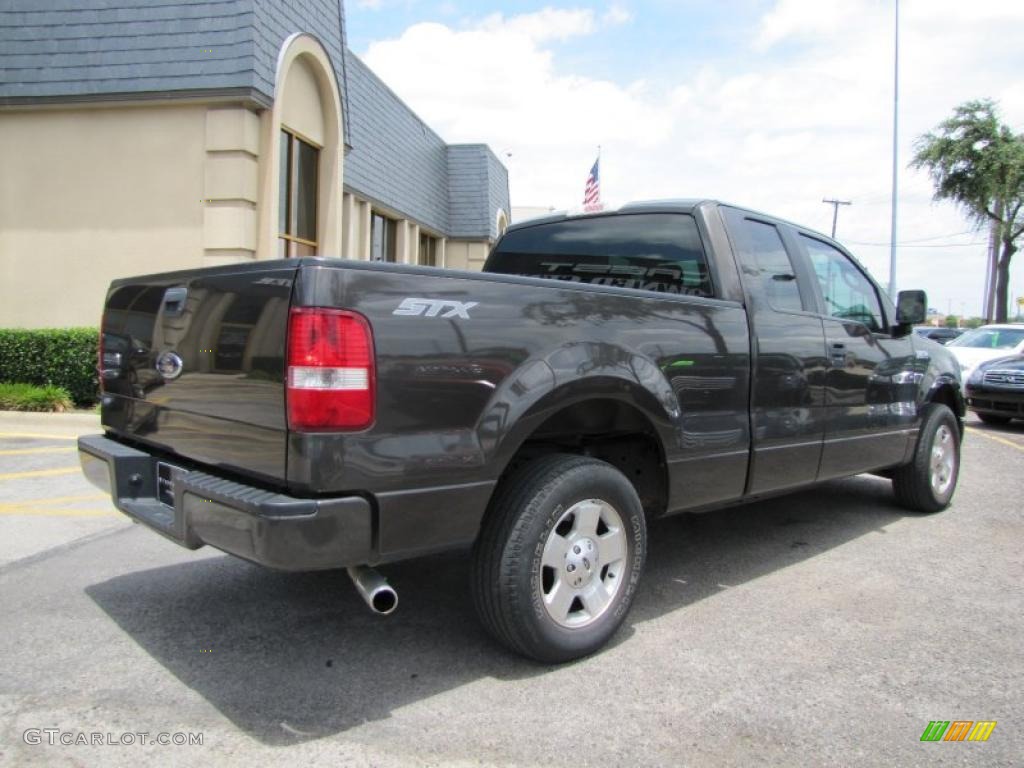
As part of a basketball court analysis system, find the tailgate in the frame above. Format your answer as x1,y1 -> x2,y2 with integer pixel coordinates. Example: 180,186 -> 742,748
100,262 -> 297,484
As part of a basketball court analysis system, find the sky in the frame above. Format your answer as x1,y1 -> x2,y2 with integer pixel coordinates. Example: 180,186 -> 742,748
347,0 -> 1024,318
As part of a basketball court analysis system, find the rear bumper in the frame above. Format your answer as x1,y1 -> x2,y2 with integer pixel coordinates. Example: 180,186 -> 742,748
78,434 -> 373,571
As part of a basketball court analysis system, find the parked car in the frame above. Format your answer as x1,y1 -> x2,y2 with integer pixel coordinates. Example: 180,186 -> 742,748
964,354 -> 1024,424
78,200 -> 965,662
913,326 -> 964,345
946,324 -> 1024,383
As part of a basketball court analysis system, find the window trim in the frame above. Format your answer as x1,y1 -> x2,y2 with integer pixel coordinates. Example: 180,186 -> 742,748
418,230 -> 439,267
370,210 -> 398,263
278,127 -> 320,257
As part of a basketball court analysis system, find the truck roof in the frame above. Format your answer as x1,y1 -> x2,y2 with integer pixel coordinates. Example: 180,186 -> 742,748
505,199 -> 837,245
507,199 -> 712,231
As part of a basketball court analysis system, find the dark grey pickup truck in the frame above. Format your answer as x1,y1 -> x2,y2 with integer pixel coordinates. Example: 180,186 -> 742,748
80,200 -> 964,662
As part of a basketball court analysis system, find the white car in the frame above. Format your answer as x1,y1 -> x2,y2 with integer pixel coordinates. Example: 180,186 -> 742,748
946,324 -> 1024,383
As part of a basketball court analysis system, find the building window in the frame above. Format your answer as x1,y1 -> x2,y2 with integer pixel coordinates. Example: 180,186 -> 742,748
419,233 -> 438,266
278,129 -> 319,257
371,212 -> 397,262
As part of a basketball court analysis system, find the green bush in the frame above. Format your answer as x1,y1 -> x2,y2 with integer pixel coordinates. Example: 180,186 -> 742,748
0,382 -> 74,412
0,328 -> 99,406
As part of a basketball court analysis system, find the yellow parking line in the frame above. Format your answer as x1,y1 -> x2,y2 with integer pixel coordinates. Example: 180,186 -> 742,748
0,466 -> 81,481
0,506 -> 117,518
0,432 -> 80,441
968,427 -> 1024,453
1,493 -> 109,508
0,446 -> 77,456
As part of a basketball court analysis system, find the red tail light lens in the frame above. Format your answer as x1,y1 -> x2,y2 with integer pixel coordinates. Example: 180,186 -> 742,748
286,307 -> 375,431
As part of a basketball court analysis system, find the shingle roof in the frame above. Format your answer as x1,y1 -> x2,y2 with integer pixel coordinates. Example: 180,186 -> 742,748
0,1 -> 509,239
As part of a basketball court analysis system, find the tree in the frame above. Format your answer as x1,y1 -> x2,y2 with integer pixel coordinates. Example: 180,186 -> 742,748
943,314 -> 959,329
912,100 -> 1024,323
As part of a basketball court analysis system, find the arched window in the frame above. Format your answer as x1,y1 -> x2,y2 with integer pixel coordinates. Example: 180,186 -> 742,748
266,35 -> 344,258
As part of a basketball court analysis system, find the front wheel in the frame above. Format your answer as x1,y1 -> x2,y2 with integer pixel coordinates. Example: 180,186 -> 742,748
471,454 -> 646,663
892,404 -> 961,513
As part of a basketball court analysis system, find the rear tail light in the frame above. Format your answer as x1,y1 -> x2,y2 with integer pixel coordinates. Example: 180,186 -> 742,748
286,307 -> 375,431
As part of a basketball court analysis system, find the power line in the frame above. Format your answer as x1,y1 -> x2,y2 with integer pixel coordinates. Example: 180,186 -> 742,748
890,229 -> 975,244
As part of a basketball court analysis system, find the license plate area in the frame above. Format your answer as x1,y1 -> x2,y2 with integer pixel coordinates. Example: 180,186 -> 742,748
156,461 -> 182,508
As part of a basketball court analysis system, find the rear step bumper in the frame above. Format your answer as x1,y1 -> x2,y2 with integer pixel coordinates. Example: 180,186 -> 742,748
78,434 -> 373,571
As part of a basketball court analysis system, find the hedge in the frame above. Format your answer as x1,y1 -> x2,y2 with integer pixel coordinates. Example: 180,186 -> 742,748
0,328 -> 99,406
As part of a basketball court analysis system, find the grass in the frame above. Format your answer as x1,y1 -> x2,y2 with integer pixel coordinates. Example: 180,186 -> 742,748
0,382 -> 74,412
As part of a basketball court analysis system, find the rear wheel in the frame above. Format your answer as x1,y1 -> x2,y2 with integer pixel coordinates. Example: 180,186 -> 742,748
471,454 -> 646,663
977,412 -> 1011,425
892,404 -> 961,513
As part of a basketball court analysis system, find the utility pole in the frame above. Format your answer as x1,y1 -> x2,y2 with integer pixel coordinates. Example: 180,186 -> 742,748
887,0 -> 900,299
822,198 -> 852,238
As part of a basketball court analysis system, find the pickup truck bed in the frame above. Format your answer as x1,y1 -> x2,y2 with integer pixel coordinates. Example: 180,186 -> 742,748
80,199 -> 964,661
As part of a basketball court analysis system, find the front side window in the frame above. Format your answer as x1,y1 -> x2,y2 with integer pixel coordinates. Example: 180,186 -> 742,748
278,129 -> 319,257
732,218 -> 803,313
801,235 -> 884,332
486,213 -> 713,297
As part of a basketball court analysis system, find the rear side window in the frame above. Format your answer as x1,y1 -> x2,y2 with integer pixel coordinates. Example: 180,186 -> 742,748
731,218 -> 804,313
485,213 -> 713,297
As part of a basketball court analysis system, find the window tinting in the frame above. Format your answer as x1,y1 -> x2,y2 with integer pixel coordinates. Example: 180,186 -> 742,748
802,235 -> 884,331
733,219 -> 803,312
486,213 -> 713,297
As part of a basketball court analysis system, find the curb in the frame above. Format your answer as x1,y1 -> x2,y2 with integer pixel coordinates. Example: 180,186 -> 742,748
0,410 -> 101,438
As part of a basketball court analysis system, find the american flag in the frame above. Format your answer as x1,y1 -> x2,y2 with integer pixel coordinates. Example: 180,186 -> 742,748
583,155 -> 602,211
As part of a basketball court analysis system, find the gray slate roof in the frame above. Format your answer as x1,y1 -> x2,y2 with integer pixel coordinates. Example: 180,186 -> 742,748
0,0 -> 347,112
0,0 -> 509,240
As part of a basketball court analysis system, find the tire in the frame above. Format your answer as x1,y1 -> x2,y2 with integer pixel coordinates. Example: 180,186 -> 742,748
977,412 -> 1011,426
892,404 -> 961,513
471,454 -> 647,663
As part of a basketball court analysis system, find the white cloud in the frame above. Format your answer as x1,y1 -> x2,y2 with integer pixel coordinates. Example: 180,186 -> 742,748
755,0 -> 862,50
601,4 -> 632,26
361,1 -> 1024,314
483,7 -> 596,42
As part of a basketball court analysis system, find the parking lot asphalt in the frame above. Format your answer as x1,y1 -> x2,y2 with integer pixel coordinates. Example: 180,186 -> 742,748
0,412 -> 1020,767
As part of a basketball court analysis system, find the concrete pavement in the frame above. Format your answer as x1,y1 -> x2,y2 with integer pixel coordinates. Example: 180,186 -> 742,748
0,411 -> 1020,766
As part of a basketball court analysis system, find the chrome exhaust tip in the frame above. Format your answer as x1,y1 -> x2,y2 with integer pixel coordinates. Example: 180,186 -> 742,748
346,565 -> 398,615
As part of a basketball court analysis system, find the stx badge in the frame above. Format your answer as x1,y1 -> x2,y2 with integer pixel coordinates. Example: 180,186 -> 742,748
393,298 -> 478,319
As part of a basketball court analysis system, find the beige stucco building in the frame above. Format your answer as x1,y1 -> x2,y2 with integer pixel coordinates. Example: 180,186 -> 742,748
0,1 -> 509,328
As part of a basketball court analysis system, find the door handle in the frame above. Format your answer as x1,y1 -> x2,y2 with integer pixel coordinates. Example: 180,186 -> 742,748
830,342 -> 847,368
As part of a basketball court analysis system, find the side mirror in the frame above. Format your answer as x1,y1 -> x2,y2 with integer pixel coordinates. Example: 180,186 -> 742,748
895,289 -> 927,326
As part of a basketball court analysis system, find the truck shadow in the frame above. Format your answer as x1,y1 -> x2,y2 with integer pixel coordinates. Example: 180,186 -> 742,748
86,473 -> 911,745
